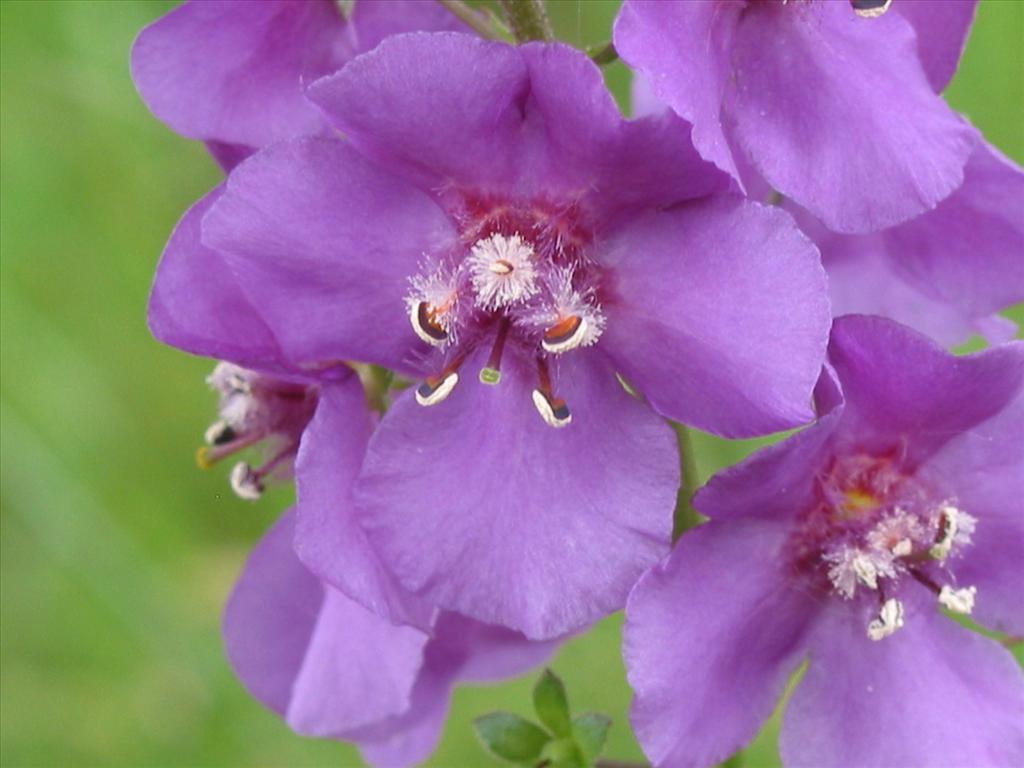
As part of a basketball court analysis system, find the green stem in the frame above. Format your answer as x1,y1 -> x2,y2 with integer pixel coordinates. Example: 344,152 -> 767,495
672,423 -> 702,542
588,41 -> 618,66
439,0 -> 507,40
499,0 -> 553,42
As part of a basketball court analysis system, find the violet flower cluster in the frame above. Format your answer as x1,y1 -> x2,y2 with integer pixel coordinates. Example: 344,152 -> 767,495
133,1 -> 1023,766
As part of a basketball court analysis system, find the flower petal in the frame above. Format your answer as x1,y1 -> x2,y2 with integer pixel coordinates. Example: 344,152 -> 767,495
223,510 -> 431,743
600,198 -> 829,438
625,520 -> 815,768
349,0 -> 469,52
695,369 -> 844,523
286,588 -> 428,738
895,0 -> 977,92
613,0 -> 745,182
802,141 -> 1024,346
307,33 -> 531,190
729,1 -> 977,233
431,612 -> 560,684
223,510 -> 322,717
203,137 -> 457,375
355,348 -> 676,640
148,185 -> 291,373
827,316 -> 1024,462
352,613 -> 558,768
883,142 -> 1024,343
295,377 -> 436,630
131,0 -> 345,151
782,607 -> 1024,767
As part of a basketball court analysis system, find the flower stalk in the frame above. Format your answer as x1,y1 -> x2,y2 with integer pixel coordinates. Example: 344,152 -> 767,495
499,0 -> 553,42
672,423 -> 702,542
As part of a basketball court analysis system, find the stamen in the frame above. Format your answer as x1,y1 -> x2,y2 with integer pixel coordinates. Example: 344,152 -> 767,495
930,504 -> 965,561
850,0 -> 892,18
230,462 -> 264,500
415,371 -> 459,407
204,420 -> 237,446
480,319 -> 512,386
542,314 -> 588,354
867,597 -> 904,641
938,585 -> 977,615
531,357 -> 571,428
196,430 -> 265,468
532,389 -> 572,429
410,301 -> 448,346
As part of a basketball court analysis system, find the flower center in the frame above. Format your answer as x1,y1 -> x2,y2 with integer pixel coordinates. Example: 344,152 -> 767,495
405,196 -> 607,428
790,450 -> 978,641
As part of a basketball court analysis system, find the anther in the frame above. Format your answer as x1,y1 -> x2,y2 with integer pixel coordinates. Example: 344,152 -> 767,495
230,462 -> 264,501
204,420 -> 237,446
891,538 -> 913,557
410,301 -> 448,346
938,585 -> 977,615
850,0 -> 891,18
531,358 -> 572,428
532,389 -> 572,429
416,371 -> 459,407
867,597 -> 904,641
929,505 -> 961,561
542,314 -> 588,354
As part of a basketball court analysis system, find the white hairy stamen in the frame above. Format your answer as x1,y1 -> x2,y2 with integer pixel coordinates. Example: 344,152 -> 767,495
468,233 -> 538,309
230,462 -> 263,501
405,265 -> 460,346
825,547 -> 894,599
867,598 -> 904,641
938,585 -> 977,615
531,267 -> 606,353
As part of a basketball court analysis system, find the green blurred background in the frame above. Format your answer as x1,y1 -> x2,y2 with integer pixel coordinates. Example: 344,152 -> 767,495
1,1 -> 1021,766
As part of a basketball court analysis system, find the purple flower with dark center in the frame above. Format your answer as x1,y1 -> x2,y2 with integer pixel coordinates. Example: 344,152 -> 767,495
614,0 -> 980,233
170,33 -> 830,639
131,0 -> 465,168
625,315 -> 1024,767
225,509 -> 558,768
791,141 -> 1024,347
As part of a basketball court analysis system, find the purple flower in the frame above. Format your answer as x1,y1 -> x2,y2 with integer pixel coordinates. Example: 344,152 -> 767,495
614,0 -> 979,233
624,315 -> 1024,767
793,141 -> 1024,347
164,33 -> 831,639
131,0 -> 464,168
225,509 -> 558,768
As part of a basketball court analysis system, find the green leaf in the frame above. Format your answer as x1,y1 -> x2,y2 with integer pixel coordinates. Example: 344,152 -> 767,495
539,737 -> 585,768
533,668 -> 572,736
473,712 -> 551,764
571,712 -> 612,763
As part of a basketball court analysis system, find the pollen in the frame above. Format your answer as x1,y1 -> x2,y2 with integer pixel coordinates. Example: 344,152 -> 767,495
938,585 -> 977,615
